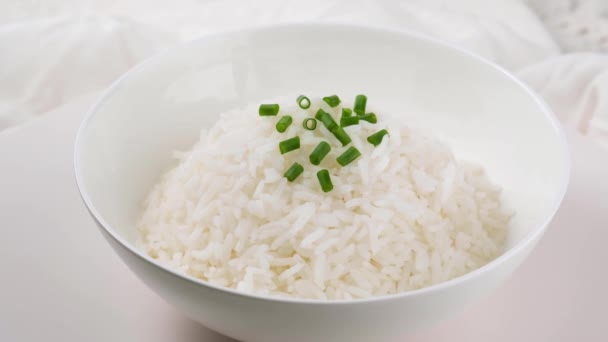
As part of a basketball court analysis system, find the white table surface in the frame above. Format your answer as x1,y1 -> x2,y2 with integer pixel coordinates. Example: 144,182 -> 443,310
1,93 -> 607,342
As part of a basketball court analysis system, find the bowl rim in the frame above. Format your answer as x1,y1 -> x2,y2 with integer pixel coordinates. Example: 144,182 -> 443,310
74,22 -> 571,305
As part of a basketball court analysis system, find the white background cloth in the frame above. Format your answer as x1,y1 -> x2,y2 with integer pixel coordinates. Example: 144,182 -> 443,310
1,0 -> 607,147
1,1 -> 607,341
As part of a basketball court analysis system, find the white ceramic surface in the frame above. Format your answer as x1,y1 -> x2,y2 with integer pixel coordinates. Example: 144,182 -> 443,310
73,24 -> 569,342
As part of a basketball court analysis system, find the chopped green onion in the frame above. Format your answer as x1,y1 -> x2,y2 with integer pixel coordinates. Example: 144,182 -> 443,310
297,95 -> 311,109
284,162 -> 304,182
259,104 -> 280,116
309,141 -> 331,165
354,95 -> 367,115
322,95 -> 341,108
303,118 -> 317,130
336,146 -> 361,166
279,136 -> 300,154
367,129 -> 389,147
316,109 -> 338,132
276,115 -> 293,133
340,115 -> 359,127
341,108 -> 353,118
331,127 -> 351,146
316,169 -> 334,192
360,113 -> 377,124
314,108 -> 327,120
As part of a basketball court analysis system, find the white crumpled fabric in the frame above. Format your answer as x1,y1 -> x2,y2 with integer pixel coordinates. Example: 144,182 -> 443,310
1,0 -> 606,147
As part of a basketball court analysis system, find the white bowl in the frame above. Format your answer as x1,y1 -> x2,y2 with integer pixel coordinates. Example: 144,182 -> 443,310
74,24 -> 569,342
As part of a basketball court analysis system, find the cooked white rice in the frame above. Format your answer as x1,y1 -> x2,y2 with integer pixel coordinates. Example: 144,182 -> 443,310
137,97 -> 511,300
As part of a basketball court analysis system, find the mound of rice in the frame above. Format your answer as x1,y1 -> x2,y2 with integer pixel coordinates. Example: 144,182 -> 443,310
137,97 -> 511,300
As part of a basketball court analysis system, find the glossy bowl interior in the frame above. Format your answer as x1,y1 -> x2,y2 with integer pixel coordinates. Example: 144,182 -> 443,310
74,24 -> 569,342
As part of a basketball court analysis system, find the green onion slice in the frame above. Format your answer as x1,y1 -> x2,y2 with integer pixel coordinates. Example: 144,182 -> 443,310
316,169 -> 334,192
284,162 -> 304,182
279,136 -> 300,154
315,109 -> 338,132
367,129 -> 389,147
259,104 -> 280,116
303,118 -> 317,130
297,95 -> 311,109
331,127 -> 351,146
340,116 -> 359,127
309,141 -> 331,165
314,108 -> 327,120
322,95 -> 341,108
276,115 -> 293,133
360,113 -> 377,124
354,95 -> 367,115
341,108 -> 353,118
336,146 -> 361,166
